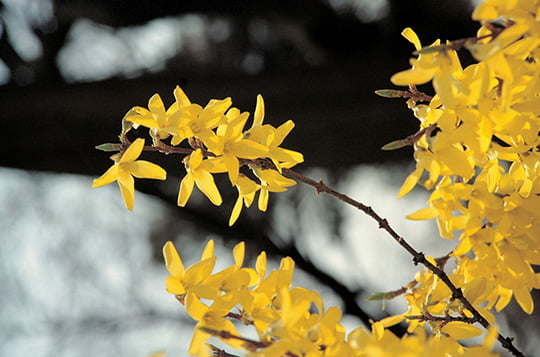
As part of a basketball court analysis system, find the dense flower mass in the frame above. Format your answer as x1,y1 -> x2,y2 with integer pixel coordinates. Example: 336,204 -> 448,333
162,241 -> 500,357
382,0 -> 540,335
93,87 -> 303,223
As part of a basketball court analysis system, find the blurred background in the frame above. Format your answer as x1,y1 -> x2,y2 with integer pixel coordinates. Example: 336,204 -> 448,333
1,0 -> 538,356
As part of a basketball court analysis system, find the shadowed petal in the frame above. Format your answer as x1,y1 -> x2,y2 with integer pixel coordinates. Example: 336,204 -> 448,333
194,170 -> 222,206
117,173 -> 135,210
178,173 -> 195,207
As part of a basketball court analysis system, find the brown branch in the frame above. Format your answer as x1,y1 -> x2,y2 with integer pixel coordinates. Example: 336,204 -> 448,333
198,327 -> 272,350
280,168 -> 524,357
208,344 -> 239,357
407,312 -> 477,325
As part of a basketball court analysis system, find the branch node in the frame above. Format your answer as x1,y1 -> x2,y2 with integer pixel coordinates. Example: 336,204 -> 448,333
316,179 -> 325,194
412,252 -> 425,266
452,288 -> 464,300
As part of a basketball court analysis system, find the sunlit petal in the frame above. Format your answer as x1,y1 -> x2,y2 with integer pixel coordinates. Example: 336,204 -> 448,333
130,161 -> 167,180
92,165 -> 120,187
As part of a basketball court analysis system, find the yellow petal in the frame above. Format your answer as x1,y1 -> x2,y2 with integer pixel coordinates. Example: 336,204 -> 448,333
194,170 -> 222,206
253,94 -> 265,128
258,189 -> 269,211
184,257 -> 216,287
229,196 -> 243,226
433,71 -> 455,109
185,293 -> 208,321
178,173 -> 195,207
379,314 -> 405,328
391,68 -> 434,86
462,277 -> 487,305
230,139 -> 269,159
401,27 -> 421,50
372,321 -> 385,340
174,85 -> 191,107
272,120 -> 295,146
201,240 -> 215,261
397,168 -> 422,198
117,173 -> 135,210
130,160 -> 167,180
256,251 -> 267,279
224,154 -> 240,185
92,165 -> 120,188
441,321 -> 482,340
495,286 -> 513,311
188,327 -> 210,355
453,237 -> 472,256
518,178 -> 533,198
165,275 -> 186,295
514,286 -> 534,314
233,242 -> 245,267
120,138 -> 145,163
438,146 -> 474,179
163,241 -> 185,278
188,149 -> 204,170
471,2 -> 498,21
406,206 -> 438,220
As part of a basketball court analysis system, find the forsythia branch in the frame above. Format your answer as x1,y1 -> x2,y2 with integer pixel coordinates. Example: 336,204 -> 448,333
281,167 -> 524,357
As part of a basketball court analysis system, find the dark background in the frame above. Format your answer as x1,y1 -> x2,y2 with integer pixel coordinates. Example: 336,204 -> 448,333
1,0 -> 478,173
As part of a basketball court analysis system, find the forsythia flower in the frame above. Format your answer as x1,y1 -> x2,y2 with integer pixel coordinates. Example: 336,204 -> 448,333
124,93 -> 177,140
229,174 -> 260,226
162,241 -> 500,356
92,138 -> 166,210
204,107 -> 269,185
178,149 -> 223,207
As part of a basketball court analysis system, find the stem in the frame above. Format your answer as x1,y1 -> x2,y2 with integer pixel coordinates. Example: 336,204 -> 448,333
281,168 -> 524,357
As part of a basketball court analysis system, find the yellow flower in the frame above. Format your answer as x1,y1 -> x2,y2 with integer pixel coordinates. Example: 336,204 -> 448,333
229,174 -> 260,226
92,138 -> 166,210
204,108 -> 269,185
162,240 -> 218,300
185,293 -> 244,355
178,149 -> 223,206
124,93 -> 178,140
253,168 -> 297,211
167,97 -> 232,146
391,28 -> 463,109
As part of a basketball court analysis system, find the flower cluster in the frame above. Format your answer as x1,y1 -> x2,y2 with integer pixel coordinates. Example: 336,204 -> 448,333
163,241 -> 499,357
93,87 -> 303,224
381,0 -> 540,333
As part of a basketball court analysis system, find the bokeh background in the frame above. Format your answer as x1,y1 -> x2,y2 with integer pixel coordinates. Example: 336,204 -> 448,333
1,0 -> 538,356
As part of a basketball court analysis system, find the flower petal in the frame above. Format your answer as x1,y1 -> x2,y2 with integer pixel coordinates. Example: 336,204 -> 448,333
174,85 -> 191,107
163,241 -> 185,278
130,160 -> 167,180
92,165 -> 120,187
253,94 -> 265,128
194,170 -> 223,206
117,173 -> 135,210
229,196 -> 243,226
178,173 -> 195,207
120,138 -> 145,163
